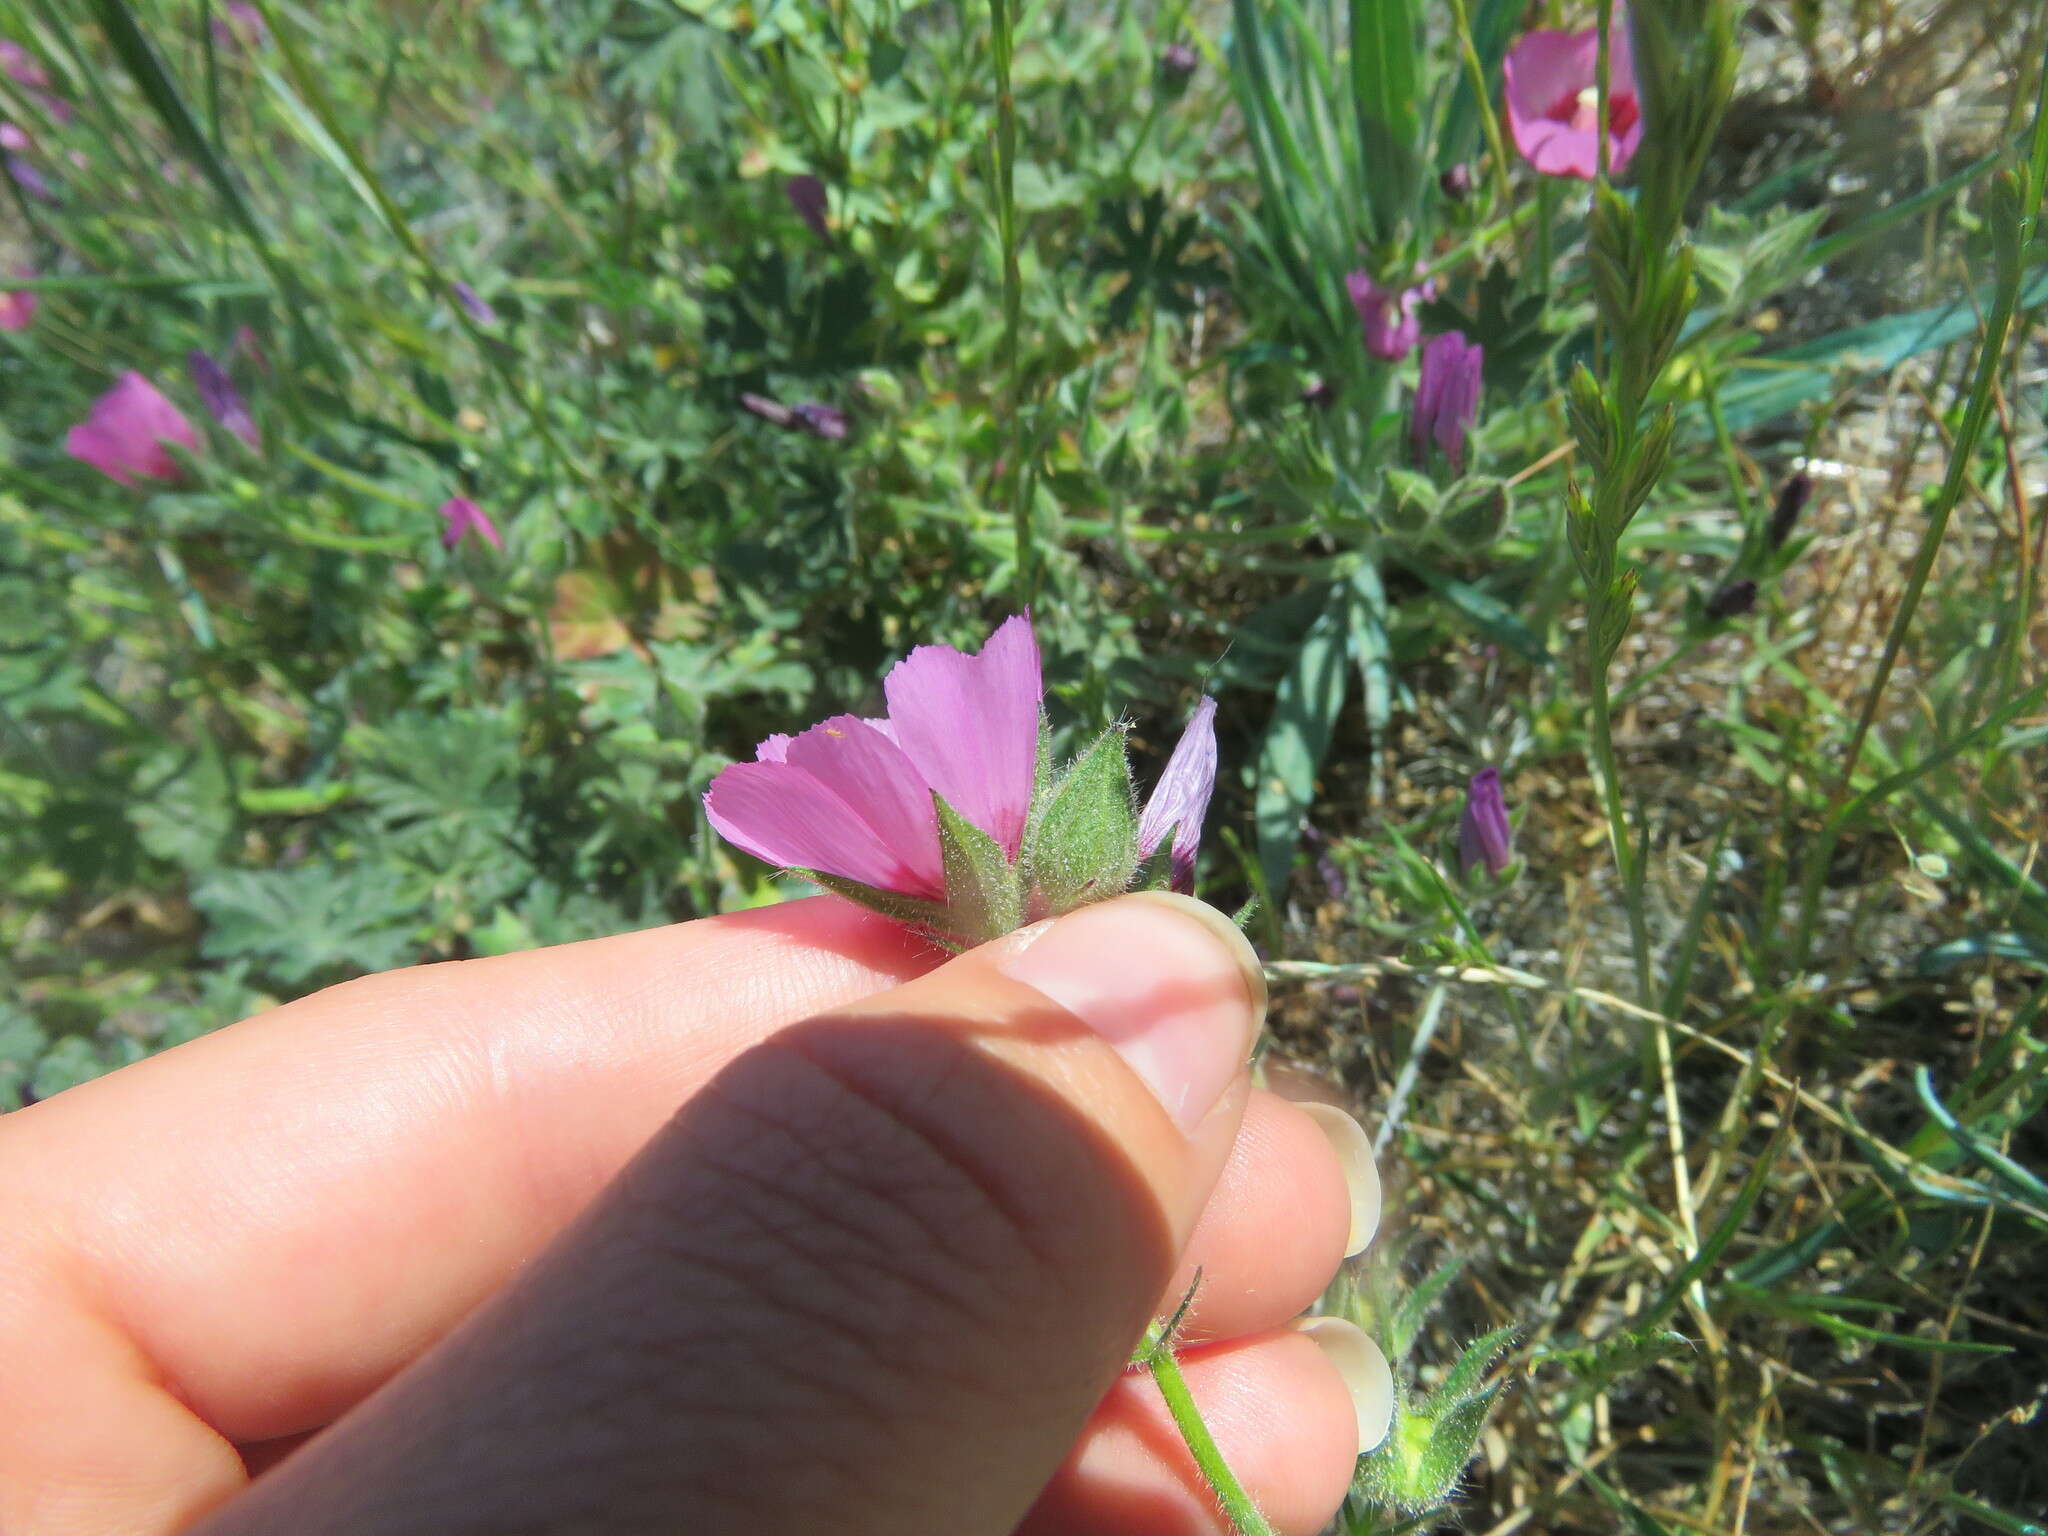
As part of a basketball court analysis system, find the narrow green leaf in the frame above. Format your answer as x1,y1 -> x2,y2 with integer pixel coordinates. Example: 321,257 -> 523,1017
1253,583 -> 1350,900
1349,0 -> 1423,243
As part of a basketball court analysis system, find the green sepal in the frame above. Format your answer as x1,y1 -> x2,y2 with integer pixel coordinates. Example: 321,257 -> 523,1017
793,869 -> 963,948
935,793 -> 1023,943
1021,727 -> 1137,917
1437,476 -> 1511,547
1378,467 -> 1439,534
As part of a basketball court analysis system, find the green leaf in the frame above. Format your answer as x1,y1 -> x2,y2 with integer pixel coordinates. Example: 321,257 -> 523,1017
935,795 -> 1023,943
1412,1386 -> 1502,1506
1254,583 -> 1350,899
1434,1323 -> 1517,1406
1389,1254 -> 1467,1360
0,1006 -> 49,1110
1349,0 -> 1423,243
1023,728 -> 1137,916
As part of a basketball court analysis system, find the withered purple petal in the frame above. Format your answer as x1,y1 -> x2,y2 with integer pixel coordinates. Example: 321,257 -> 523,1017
1137,696 -> 1217,894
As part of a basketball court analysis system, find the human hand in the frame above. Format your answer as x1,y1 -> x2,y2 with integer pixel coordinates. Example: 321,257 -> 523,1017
0,893 -> 1387,1535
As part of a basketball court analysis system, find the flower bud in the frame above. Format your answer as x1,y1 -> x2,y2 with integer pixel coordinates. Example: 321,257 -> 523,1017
1703,577 -> 1756,620
1439,476 -> 1510,547
1158,42 -> 1199,93
1459,768 -> 1513,877
1766,471 -> 1811,549
1379,467 -> 1440,535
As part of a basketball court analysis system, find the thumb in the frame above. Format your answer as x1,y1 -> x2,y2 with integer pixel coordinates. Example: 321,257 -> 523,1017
197,892 -> 1267,1536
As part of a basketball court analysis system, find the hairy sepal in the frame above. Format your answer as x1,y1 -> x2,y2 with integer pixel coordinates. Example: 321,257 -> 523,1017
1022,726 -> 1137,917
935,793 -> 1024,943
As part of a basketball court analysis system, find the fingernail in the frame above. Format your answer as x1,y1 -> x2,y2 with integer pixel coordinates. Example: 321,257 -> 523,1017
1293,1317 -> 1394,1455
1294,1102 -> 1382,1257
998,892 -> 1265,1135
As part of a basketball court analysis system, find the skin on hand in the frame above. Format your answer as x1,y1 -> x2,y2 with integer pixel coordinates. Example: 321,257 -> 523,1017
0,895 -> 1367,1536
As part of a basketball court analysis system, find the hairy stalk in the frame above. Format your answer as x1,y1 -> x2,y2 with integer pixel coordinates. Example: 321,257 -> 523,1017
987,0 -> 1033,603
1140,1332 -> 1279,1536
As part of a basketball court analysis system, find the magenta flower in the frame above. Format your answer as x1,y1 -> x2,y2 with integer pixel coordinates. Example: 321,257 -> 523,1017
1,40 -> 46,89
438,495 -> 503,550
0,267 -> 32,332
1346,269 -> 1434,361
785,174 -> 829,241
706,615 -> 1043,898
1412,331 -> 1484,471
65,372 -> 199,486
740,392 -> 849,442
186,350 -> 260,450
1458,768 -> 1513,877
452,281 -> 497,326
1135,696 -> 1217,895
1503,5 -> 1643,181
211,2 -> 267,50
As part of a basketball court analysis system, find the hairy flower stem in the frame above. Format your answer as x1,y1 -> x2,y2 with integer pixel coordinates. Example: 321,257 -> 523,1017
1141,1338 -> 1279,1536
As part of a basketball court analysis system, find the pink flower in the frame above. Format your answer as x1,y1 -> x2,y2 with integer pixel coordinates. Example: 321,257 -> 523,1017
212,2 -> 267,50
0,40 -> 48,90
65,372 -> 199,486
0,267 -> 32,331
1503,6 -> 1643,180
1412,331 -> 1484,471
1347,269 -> 1434,361
1135,696 -> 1217,895
705,614 -> 1043,897
0,123 -> 27,154
438,496 -> 503,550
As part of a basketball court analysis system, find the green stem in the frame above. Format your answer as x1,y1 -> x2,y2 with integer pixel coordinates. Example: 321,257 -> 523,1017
1144,1340 -> 1279,1536
1586,645 -> 1653,1002
986,0 -> 1033,604
1788,187 -> 2033,972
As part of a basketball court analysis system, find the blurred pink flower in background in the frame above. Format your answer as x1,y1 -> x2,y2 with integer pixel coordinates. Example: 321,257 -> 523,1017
1346,269 -> 1434,361
65,372 -> 200,485
0,267 -> 33,331
212,2 -> 268,50
437,496 -> 503,551
1503,5 -> 1642,180
186,350 -> 261,450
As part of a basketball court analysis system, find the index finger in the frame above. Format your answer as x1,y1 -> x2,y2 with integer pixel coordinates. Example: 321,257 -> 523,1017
0,898 -> 936,1454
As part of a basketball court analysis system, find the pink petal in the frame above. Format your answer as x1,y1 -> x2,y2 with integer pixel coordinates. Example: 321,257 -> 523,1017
705,759 -> 940,898
755,734 -> 794,763
65,372 -> 197,485
882,613 -> 1042,858
1136,696 -> 1218,895
782,716 -> 944,896
1503,28 -> 1596,127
